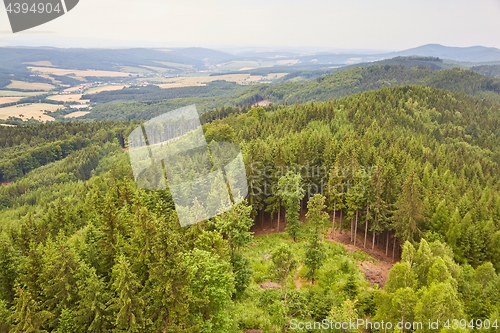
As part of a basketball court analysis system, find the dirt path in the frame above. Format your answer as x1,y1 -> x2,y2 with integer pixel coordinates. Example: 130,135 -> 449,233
294,264 -> 303,289
328,229 -> 393,287
251,210 -> 395,287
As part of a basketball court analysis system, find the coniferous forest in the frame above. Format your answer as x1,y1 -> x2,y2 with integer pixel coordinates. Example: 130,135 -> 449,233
1,71 -> 500,333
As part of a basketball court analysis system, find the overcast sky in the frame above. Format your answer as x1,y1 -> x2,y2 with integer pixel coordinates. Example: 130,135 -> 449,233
1,0 -> 499,51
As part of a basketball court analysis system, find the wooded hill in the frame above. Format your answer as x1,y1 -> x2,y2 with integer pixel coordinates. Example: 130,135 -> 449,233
82,64 -> 500,121
1,85 -> 500,332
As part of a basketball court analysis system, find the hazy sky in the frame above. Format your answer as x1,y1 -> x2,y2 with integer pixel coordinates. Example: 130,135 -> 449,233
1,0 -> 499,50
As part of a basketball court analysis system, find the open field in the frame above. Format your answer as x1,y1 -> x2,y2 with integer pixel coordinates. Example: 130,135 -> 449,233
0,90 -> 44,97
156,73 -> 288,88
47,94 -> 84,103
28,66 -> 132,77
39,74 -> 59,84
63,86 -> 83,93
120,66 -> 152,74
6,80 -> 55,91
64,111 -> 90,118
22,60 -> 54,67
0,97 -> 23,105
0,103 -> 61,122
215,60 -> 281,71
142,65 -> 173,73
276,59 -> 300,65
156,61 -> 194,69
84,85 -> 127,94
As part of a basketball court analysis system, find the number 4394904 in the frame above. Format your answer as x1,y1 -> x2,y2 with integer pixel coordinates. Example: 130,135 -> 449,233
6,3 -> 62,14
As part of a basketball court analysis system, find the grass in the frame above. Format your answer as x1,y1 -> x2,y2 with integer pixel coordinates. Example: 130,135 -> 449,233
231,229 -> 371,333
242,229 -> 355,286
6,80 -> 55,91
22,60 -> 54,67
215,60 -> 281,71
0,97 -> 23,105
141,65 -> 174,73
0,91 -> 44,97
120,66 -> 152,74
84,85 -> 127,94
155,73 -> 288,88
0,103 -> 63,122
64,111 -> 90,118
28,66 -> 132,77
47,94 -> 84,103
155,61 -> 194,69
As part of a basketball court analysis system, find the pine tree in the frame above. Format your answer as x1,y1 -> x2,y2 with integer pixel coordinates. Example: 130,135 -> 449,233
304,231 -> 326,285
0,299 -> 11,332
278,171 -> 305,241
75,262 -> 111,332
10,287 -> 53,333
271,244 -> 297,333
393,170 -> 425,245
213,201 -> 254,299
38,235 -> 79,329
111,255 -> 144,332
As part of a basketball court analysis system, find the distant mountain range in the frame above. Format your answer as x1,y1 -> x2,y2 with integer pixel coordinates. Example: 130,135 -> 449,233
0,44 -> 499,75
387,44 -> 500,63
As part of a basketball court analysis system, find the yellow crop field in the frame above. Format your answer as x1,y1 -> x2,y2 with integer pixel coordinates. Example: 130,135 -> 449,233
28,66 -> 132,77
0,103 -> 62,122
84,85 -> 127,94
64,111 -> 90,118
157,73 -> 288,88
215,60 -> 279,71
47,94 -> 84,103
0,91 -> 43,97
0,97 -> 23,104
6,80 -> 55,91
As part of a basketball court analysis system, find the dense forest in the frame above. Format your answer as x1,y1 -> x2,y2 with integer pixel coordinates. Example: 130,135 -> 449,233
81,65 -> 500,122
1,83 -> 500,332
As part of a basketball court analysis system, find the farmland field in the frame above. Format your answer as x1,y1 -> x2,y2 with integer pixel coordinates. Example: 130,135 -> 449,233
22,60 -> 54,67
155,61 -> 194,69
156,73 -> 287,88
0,97 -> 23,105
84,85 -> 127,94
0,90 -> 44,97
0,103 -> 62,121
120,66 -> 152,74
141,65 -> 173,72
215,60 -> 284,71
47,94 -> 84,103
64,111 -> 90,118
28,66 -> 133,77
6,80 -> 55,91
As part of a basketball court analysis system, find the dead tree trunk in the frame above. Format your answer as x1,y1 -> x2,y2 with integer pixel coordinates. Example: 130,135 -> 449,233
354,210 -> 359,246
392,236 -> 397,262
339,210 -> 343,234
364,206 -> 369,248
385,231 -> 389,257
332,200 -> 336,240
277,207 -> 281,232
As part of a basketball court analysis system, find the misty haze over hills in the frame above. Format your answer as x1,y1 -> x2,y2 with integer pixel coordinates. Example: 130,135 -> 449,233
1,44 -> 500,76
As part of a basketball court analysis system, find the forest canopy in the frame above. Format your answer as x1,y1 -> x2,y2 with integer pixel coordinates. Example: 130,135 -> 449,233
1,82 -> 500,332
